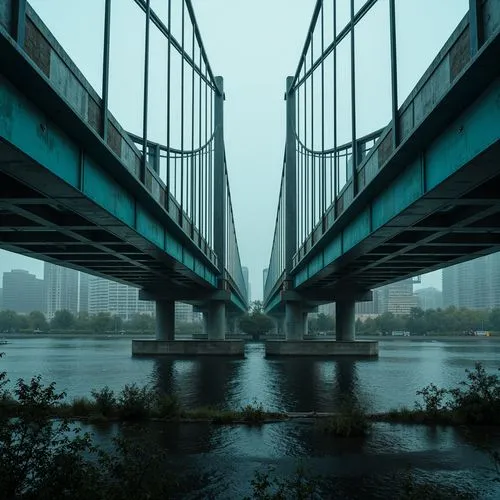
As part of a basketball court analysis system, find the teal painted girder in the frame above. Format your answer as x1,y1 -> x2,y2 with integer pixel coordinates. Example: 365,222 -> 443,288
294,78 -> 500,289
0,73 -> 218,289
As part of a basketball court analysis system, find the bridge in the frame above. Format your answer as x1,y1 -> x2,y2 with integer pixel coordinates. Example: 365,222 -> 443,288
264,0 -> 500,355
0,0 -> 247,355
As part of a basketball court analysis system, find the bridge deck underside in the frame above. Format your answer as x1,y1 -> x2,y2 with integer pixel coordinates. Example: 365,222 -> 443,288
0,143 -> 214,301
297,140 -> 500,299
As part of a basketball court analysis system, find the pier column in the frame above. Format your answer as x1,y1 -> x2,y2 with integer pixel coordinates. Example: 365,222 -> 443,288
285,302 -> 305,340
155,300 -> 175,341
303,312 -> 309,336
335,299 -> 355,341
207,301 -> 226,340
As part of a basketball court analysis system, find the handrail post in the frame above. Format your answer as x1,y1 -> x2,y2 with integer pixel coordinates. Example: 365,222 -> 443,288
213,76 -> 226,284
12,0 -> 27,46
469,0 -> 483,55
285,76 -> 297,280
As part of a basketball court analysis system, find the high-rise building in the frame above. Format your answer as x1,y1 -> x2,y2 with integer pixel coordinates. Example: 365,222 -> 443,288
2,269 -> 45,313
377,278 -> 418,315
87,274 -> 199,322
442,252 -> 500,309
88,275 -> 154,320
79,272 -> 89,313
415,287 -> 443,310
44,263 -> 78,319
242,266 -> 251,302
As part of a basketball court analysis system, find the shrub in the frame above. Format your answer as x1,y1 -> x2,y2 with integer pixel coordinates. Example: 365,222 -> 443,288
154,393 -> 180,418
91,386 -> 117,417
322,399 -> 371,437
448,363 -> 500,425
118,384 -> 154,420
71,396 -> 94,417
415,383 -> 449,418
241,400 -> 266,424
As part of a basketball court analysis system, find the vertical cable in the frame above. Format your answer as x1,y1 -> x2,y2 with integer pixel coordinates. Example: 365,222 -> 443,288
166,0 -> 172,212
141,0 -> 150,185
180,1 -> 185,214
101,0 -> 111,141
321,3 -> 326,229
350,0 -> 357,195
310,37 -> 315,234
333,0 -> 338,216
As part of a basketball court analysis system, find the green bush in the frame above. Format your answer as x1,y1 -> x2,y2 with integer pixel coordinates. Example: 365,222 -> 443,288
321,399 -> 371,437
447,363 -> 500,424
241,401 -> 266,424
91,386 -> 117,417
118,384 -> 153,420
153,393 -> 180,418
71,396 -> 95,417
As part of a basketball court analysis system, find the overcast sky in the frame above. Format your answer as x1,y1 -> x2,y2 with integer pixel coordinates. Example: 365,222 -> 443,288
0,0 -> 472,298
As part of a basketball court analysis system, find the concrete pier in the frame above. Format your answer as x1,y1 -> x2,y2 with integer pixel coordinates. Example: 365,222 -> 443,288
265,340 -> 378,357
285,302 -> 305,340
132,339 -> 245,356
336,299 -> 355,342
207,301 -> 226,340
155,300 -> 175,341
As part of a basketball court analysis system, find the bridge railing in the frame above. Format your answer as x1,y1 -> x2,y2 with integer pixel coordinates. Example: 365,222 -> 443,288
6,0 -> 247,301
225,161 -> 248,306
264,159 -> 286,302
264,0 -> 477,305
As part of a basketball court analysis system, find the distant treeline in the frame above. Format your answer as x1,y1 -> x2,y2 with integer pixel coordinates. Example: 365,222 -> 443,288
355,306 -> 500,335
0,310 -> 202,335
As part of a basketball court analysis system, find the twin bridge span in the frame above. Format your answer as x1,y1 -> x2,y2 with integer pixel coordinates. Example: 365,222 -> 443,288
0,0 -> 246,355
264,0 -> 500,355
0,1 -> 499,357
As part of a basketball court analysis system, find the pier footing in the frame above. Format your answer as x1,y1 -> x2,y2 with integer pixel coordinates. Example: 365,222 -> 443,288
132,340 -> 245,356
265,340 -> 378,357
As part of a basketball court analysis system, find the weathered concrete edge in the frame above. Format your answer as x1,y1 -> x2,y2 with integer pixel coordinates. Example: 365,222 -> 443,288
132,339 -> 245,357
265,340 -> 379,357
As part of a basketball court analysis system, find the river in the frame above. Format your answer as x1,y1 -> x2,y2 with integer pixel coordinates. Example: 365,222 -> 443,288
1,335 -> 499,498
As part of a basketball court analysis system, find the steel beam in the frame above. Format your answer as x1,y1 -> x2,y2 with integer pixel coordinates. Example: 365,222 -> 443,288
285,76 -> 297,276
213,76 -> 226,282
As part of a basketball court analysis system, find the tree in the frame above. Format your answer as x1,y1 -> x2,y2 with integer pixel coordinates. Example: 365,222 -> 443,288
0,310 -> 21,333
74,311 -> 91,331
90,312 -> 114,333
126,313 -> 155,332
28,311 -> 49,331
239,301 -> 274,338
50,310 -> 75,330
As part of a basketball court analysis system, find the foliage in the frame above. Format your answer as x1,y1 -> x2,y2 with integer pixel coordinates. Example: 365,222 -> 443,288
447,363 -> 500,424
50,309 -> 76,330
384,363 -> 500,426
320,398 -> 371,437
245,465 -> 322,500
308,313 -> 335,334
401,467 -> 477,499
239,301 -> 274,337
356,306 -> 500,336
241,400 -> 267,424
415,383 -> 450,418
91,386 -> 117,417
118,384 -> 155,420
28,310 -> 49,331
0,371 -> 96,499
71,396 -> 95,417
153,393 -> 181,418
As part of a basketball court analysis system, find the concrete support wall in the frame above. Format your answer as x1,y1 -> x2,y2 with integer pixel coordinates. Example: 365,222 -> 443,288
207,301 -> 226,340
285,302 -> 305,340
155,300 -> 175,341
335,299 -> 355,341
